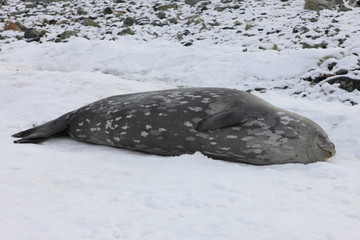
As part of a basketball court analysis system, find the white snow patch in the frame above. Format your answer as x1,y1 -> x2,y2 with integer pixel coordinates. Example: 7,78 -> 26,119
0,14 -> 359,240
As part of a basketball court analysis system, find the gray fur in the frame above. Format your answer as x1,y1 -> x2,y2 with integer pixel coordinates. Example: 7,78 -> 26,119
12,88 -> 336,165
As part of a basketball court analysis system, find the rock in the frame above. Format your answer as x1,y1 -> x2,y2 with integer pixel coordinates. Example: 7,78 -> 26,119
103,7 -> 114,15
168,17 -> 178,24
123,17 -> 136,27
245,24 -> 255,30
177,29 -> 191,41
24,28 -> 41,41
304,0 -> 343,11
39,29 -> 48,36
118,28 -> 135,36
184,14 -> 200,20
302,42 -> 328,49
46,19 -> 57,25
215,5 -> 241,12
326,76 -> 360,92
21,0 -> 69,2
4,21 -> 22,31
81,18 -> 99,27
338,4 -> 352,11
349,0 -> 360,7
151,20 -> 166,27
56,20 -> 69,25
304,0 -> 322,10
327,62 -> 337,71
183,41 -> 193,47
77,7 -> 88,15
303,72 -> 335,83
154,3 -> 177,11
156,11 -> 166,19
59,30 -> 77,39
25,2 -> 39,8
15,35 -> 24,40
335,69 -> 348,75
137,17 -> 150,25
234,20 -> 242,26
292,25 -> 309,34
185,0 -> 204,6
254,87 -> 267,92
194,18 -> 205,25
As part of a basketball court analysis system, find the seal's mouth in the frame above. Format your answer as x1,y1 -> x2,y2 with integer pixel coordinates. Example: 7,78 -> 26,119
308,132 -> 336,162
314,132 -> 336,161
318,143 -> 336,158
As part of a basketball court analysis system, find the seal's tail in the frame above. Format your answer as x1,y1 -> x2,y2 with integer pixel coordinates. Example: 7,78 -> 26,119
12,114 -> 69,143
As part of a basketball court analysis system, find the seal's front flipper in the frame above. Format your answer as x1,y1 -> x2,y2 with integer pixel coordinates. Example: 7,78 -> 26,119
196,109 -> 249,131
12,114 -> 69,143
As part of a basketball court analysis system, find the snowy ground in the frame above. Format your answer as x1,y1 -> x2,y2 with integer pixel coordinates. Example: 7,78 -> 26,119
1,1 -> 360,240
1,38 -> 360,240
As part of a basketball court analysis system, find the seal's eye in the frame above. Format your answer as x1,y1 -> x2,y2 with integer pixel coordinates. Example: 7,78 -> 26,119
318,134 -> 326,140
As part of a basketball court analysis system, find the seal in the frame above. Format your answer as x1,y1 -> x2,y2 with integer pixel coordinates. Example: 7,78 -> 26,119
12,88 -> 335,165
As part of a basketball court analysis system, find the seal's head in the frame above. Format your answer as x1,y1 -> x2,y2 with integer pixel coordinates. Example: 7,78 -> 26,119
308,131 -> 336,162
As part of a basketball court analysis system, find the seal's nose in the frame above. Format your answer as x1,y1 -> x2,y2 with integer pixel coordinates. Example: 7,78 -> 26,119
328,143 -> 336,157
319,142 -> 336,158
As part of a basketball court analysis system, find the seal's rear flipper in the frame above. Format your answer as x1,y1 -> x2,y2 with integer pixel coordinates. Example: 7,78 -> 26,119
12,114 -> 69,143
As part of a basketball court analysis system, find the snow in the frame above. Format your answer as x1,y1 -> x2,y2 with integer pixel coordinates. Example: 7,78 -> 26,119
1,1 -> 360,240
